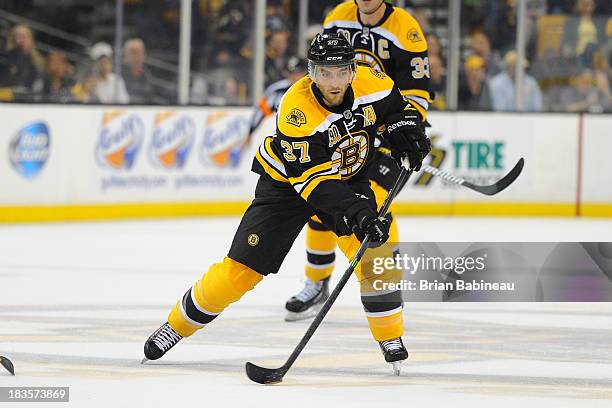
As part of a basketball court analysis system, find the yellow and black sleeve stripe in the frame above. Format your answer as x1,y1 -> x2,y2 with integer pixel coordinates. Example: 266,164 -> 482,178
288,161 -> 341,201
254,136 -> 289,183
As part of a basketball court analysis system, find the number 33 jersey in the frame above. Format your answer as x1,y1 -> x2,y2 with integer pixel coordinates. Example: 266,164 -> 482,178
323,1 -> 431,120
252,65 -> 410,218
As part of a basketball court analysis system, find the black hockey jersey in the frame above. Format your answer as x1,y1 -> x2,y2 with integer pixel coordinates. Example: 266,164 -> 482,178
323,1 -> 431,120
252,65 -> 410,217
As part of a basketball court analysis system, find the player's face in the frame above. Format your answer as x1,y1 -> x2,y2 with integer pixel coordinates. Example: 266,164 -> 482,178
312,65 -> 354,107
356,0 -> 385,15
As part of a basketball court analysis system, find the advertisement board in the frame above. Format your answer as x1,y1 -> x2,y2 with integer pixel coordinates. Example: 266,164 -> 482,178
0,105 -> 609,221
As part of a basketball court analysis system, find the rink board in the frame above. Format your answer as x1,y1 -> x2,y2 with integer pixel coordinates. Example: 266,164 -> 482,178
0,105 -> 610,221
580,114 -> 612,217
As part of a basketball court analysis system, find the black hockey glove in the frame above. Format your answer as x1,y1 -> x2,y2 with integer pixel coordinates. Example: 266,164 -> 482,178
385,109 -> 431,171
337,196 -> 390,248
351,210 -> 391,247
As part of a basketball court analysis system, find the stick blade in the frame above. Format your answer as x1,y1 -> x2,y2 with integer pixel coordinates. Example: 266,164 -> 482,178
1,356 -> 15,375
245,362 -> 285,384
464,157 -> 525,196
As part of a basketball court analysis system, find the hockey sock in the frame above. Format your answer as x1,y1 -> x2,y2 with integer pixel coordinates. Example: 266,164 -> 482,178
366,309 -> 404,341
337,211 -> 403,342
168,257 -> 264,337
305,220 -> 337,282
360,247 -> 404,341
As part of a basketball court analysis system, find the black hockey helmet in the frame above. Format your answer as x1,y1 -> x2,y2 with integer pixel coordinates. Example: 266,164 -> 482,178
307,33 -> 355,67
307,33 -> 356,84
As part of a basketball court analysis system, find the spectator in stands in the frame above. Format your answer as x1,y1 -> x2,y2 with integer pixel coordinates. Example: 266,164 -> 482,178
90,42 -> 130,104
559,68 -> 609,111
561,0 -> 607,58
32,51 -> 76,103
214,1 -> 251,58
525,0 -> 549,58
489,51 -> 543,111
607,23 -> 612,96
264,28 -> 289,87
532,46 -> 577,110
72,69 -> 100,104
468,31 -> 502,77
0,24 -> 44,93
603,18 -> 612,70
196,49 -> 244,106
426,33 -> 443,62
267,0 -> 289,23
590,46 -> 610,108
548,0 -> 576,13
458,55 -> 492,111
429,54 -> 447,110
122,38 -> 155,104
484,0 -> 517,53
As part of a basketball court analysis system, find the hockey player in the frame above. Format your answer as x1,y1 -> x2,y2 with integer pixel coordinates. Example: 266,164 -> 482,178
284,0 -> 432,320
143,34 -> 430,373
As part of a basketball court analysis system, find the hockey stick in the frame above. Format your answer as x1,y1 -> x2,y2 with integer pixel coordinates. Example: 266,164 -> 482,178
1,356 -> 14,375
421,157 -> 525,196
245,162 -> 414,384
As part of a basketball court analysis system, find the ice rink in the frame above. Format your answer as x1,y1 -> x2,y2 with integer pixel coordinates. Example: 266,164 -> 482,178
1,216 -> 612,407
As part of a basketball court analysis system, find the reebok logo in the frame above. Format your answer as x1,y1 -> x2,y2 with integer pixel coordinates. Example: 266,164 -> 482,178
386,120 -> 416,133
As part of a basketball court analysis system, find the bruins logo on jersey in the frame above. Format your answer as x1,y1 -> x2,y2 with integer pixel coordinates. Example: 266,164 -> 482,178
356,50 -> 385,73
286,108 -> 307,127
331,131 -> 369,179
247,233 -> 259,246
408,28 -> 422,43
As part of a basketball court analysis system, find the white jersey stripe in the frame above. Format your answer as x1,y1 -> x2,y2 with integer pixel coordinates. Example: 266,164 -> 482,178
352,88 -> 393,110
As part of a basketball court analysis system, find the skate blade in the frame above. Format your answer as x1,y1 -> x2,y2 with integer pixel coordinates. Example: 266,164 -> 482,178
284,303 -> 323,322
141,357 -> 149,364
391,361 -> 402,376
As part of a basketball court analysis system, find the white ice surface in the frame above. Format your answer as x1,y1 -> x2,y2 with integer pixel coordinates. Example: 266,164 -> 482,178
1,217 -> 612,407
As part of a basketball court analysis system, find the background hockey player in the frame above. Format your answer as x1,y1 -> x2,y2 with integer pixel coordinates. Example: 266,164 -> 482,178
247,56 -> 308,144
233,56 -> 307,165
143,33 -> 431,373
284,0 -> 432,321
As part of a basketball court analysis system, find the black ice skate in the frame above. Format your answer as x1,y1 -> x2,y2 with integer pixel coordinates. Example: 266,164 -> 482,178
379,337 -> 408,376
284,277 -> 330,321
141,322 -> 182,363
